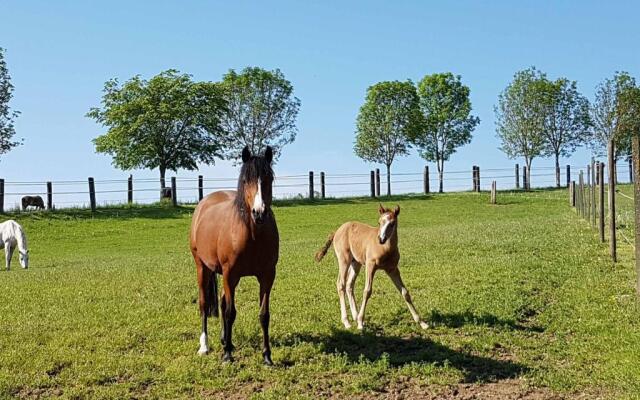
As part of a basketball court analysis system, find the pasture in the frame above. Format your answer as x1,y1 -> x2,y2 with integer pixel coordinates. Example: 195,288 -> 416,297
1,189 -> 639,399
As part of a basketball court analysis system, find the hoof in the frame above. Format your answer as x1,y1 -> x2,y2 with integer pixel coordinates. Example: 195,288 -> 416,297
263,353 -> 274,366
222,352 -> 234,363
420,321 -> 430,330
197,347 -> 209,356
342,319 -> 352,329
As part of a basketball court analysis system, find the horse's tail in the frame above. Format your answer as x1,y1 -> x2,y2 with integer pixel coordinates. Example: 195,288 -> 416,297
208,272 -> 219,318
315,232 -> 335,262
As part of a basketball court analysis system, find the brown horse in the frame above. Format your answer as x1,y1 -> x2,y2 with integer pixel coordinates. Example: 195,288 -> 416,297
190,146 -> 278,364
315,204 -> 429,330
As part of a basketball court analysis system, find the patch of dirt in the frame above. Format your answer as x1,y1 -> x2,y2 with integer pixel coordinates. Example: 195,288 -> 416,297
350,379 -> 604,400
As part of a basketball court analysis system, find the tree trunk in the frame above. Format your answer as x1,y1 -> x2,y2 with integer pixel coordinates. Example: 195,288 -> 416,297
438,161 -> 444,193
386,164 -> 391,196
526,159 -> 532,190
159,166 -> 166,200
555,154 -> 560,188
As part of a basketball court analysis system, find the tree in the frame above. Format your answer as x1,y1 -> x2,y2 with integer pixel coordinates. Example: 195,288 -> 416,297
539,78 -> 591,187
495,67 -> 547,189
0,48 -> 21,158
590,72 -> 637,184
590,72 -> 637,161
219,67 -> 300,163
354,81 -> 422,196
413,73 -> 479,193
88,70 -> 226,193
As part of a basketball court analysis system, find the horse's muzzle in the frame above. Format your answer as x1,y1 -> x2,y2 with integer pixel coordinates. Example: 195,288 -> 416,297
252,210 -> 265,224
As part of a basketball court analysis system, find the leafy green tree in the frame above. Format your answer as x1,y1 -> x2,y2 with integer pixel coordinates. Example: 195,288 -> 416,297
88,70 -> 226,192
354,81 -> 422,195
219,67 -> 300,163
413,73 -> 479,193
0,48 -> 21,158
590,72 -> 637,162
539,78 -> 591,187
495,67 -> 547,189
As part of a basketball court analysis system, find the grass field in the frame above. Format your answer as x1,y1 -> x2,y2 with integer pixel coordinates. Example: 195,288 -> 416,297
1,189 -> 639,399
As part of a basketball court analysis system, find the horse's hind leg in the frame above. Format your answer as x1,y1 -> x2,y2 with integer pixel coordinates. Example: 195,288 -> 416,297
258,272 -> 275,366
346,261 -> 361,321
336,253 -> 352,329
195,257 -> 212,355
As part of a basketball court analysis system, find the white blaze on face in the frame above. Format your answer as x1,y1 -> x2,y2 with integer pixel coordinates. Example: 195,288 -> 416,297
379,214 -> 392,242
252,178 -> 265,215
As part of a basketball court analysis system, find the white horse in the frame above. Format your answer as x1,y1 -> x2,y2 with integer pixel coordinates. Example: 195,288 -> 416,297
0,220 -> 29,270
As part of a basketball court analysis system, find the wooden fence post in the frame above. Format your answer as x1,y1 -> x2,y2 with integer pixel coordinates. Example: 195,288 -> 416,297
599,162 -> 605,243
591,160 -> 596,227
629,157 -> 633,183
320,172 -> 325,199
608,141 -> 617,262
586,165 -> 591,221
0,179 -> 4,213
198,175 -> 204,201
370,170 -> 376,198
128,175 -> 133,204
47,181 -> 53,210
471,166 -> 475,191
308,171 -> 314,200
88,177 -> 96,212
476,166 -> 481,192
631,136 -> 640,296
490,181 -> 496,204
578,171 -> 584,217
424,166 -> 429,194
523,166 -> 528,191
370,171 -> 375,198
566,165 -> 571,188
515,163 -> 520,189
375,168 -> 380,197
171,177 -> 177,207
570,181 -> 575,207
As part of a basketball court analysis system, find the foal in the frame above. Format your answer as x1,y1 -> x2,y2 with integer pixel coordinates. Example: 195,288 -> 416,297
315,204 -> 428,330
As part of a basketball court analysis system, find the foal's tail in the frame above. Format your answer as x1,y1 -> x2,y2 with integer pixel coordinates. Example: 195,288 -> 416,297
208,273 -> 219,318
315,232 -> 335,262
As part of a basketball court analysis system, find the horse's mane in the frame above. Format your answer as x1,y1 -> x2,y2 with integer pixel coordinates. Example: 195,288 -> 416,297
234,155 -> 274,224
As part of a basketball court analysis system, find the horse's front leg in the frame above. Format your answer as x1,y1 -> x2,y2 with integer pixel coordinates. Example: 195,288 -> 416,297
5,242 -> 13,271
387,268 -> 429,330
221,273 -> 238,362
356,262 -> 377,330
258,273 -> 275,366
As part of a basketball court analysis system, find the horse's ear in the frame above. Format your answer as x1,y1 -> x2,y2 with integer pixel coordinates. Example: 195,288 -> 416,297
241,146 -> 251,163
265,146 -> 273,163
378,203 -> 385,215
394,205 -> 400,216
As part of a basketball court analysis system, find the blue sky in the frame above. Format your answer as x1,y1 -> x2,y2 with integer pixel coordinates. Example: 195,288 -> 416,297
1,1 -> 639,202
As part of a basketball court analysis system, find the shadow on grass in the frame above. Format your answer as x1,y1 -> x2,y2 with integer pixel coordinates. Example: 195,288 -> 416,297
279,328 -> 528,383
5,203 -> 194,221
428,310 -> 544,333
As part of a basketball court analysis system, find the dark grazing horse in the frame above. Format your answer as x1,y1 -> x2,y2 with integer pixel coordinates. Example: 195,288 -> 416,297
190,146 -> 279,364
21,196 -> 45,211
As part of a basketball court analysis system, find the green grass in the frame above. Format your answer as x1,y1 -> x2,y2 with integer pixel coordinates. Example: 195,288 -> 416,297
1,189 -> 639,399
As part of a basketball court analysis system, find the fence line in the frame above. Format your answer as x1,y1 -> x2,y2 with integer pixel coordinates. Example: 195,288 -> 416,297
0,162 -> 635,213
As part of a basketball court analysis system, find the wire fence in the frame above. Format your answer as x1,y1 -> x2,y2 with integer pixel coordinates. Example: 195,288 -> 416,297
0,161 -> 634,213
570,159 -> 636,263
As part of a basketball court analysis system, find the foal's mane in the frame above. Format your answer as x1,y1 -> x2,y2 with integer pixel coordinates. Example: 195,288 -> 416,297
234,155 -> 274,223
